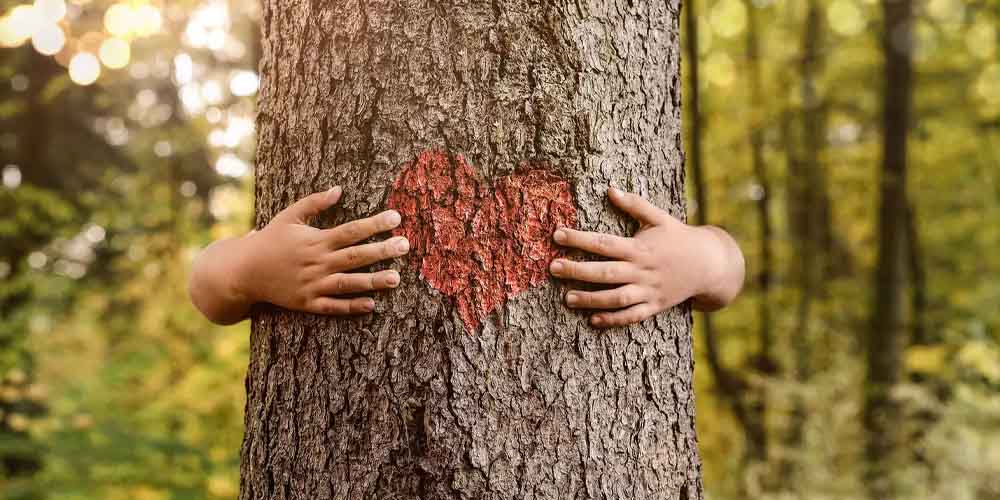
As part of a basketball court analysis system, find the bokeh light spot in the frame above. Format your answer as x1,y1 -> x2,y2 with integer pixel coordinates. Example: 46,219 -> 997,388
215,153 -> 248,178
174,53 -> 193,84
69,52 -> 100,85
34,0 -> 66,22
98,37 -> 130,69
0,5 -> 43,47
103,3 -> 134,38
28,251 -> 47,269
133,4 -> 161,36
927,0 -> 964,24
828,0 -> 865,36
704,52 -> 735,87
31,23 -> 65,55
709,0 -> 746,38
966,21 -> 996,60
11,75 -> 29,91
2,164 -> 22,189
229,70 -> 258,97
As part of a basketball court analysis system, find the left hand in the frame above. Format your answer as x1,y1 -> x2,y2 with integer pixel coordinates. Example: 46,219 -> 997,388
549,187 -> 745,328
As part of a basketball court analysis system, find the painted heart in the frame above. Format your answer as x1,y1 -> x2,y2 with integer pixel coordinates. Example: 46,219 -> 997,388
387,151 -> 577,332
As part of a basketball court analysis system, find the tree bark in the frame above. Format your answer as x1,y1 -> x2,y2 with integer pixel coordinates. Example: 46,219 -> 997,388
241,1 -> 703,499
864,0 -> 914,498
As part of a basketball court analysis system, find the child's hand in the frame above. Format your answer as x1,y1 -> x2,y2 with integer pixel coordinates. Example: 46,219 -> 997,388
549,187 -> 745,328
189,186 -> 409,325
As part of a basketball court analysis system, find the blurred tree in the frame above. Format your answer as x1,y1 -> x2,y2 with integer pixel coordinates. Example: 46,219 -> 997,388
241,0 -> 704,498
738,0 -> 772,465
785,0 -> 831,476
864,0 -> 914,498
0,0 -> 997,499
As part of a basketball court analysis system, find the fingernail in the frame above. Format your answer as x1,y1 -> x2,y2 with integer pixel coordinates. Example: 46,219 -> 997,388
566,292 -> 578,306
386,210 -> 401,227
329,186 -> 342,198
394,237 -> 410,254
591,315 -> 604,327
363,299 -> 375,311
386,272 -> 400,287
609,186 -> 621,197
550,260 -> 564,274
553,229 -> 567,243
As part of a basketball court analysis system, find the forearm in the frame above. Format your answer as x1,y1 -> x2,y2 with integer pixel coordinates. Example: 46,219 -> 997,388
188,235 -> 254,325
690,225 -> 745,312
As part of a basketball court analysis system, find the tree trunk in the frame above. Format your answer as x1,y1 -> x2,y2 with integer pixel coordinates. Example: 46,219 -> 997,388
740,0 -> 772,464
904,201 -> 927,346
864,0 -> 914,498
784,0 -> 829,475
241,1 -> 703,499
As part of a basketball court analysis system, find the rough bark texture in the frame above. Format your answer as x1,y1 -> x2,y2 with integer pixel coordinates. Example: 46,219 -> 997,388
241,1 -> 702,499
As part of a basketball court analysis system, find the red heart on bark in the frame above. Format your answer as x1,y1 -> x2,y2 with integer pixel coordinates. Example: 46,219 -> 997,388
387,151 -> 577,332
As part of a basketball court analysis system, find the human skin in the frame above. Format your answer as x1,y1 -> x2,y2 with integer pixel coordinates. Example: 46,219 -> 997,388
190,186 -> 743,328
550,187 -> 745,328
188,186 -> 409,325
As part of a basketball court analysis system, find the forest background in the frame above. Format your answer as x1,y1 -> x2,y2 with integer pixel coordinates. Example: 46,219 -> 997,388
0,0 -> 997,498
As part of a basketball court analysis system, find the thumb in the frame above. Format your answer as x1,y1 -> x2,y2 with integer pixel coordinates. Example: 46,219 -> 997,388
274,186 -> 342,224
608,187 -> 670,227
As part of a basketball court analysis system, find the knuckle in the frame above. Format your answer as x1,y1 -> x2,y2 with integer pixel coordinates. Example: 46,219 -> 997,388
346,246 -> 363,264
562,261 -> 578,278
344,224 -> 363,242
333,275 -> 350,294
596,234 -> 611,251
616,292 -> 632,308
600,266 -> 616,282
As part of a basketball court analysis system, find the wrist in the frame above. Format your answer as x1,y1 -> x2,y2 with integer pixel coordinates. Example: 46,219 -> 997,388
228,232 -> 259,306
690,225 -> 744,311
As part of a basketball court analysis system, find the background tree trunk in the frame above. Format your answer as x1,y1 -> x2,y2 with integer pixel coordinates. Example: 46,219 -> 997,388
783,0 -> 830,477
864,0 -> 914,498
241,1 -> 703,499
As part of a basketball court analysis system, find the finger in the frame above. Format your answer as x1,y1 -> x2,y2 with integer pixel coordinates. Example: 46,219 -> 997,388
325,210 -> 402,249
608,187 -> 670,227
549,259 -> 636,284
328,236 -> 409,272
307,296 -> 375,316
314,270 -> 401,296
552,228 -> 635,260
590,303 -> 658,328
565,284 -> 646,310
275,187 -> 342,224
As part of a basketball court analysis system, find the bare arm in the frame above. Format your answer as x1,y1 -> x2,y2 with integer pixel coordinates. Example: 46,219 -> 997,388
188,186 -> 409,325
550,187 -> 745,328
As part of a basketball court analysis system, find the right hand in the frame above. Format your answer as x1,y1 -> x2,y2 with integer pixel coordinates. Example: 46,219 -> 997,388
235,186 -> 410,315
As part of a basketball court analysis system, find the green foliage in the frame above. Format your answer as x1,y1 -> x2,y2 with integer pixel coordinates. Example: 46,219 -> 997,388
686,0 -> 1000,498
0,0 -> 996,498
